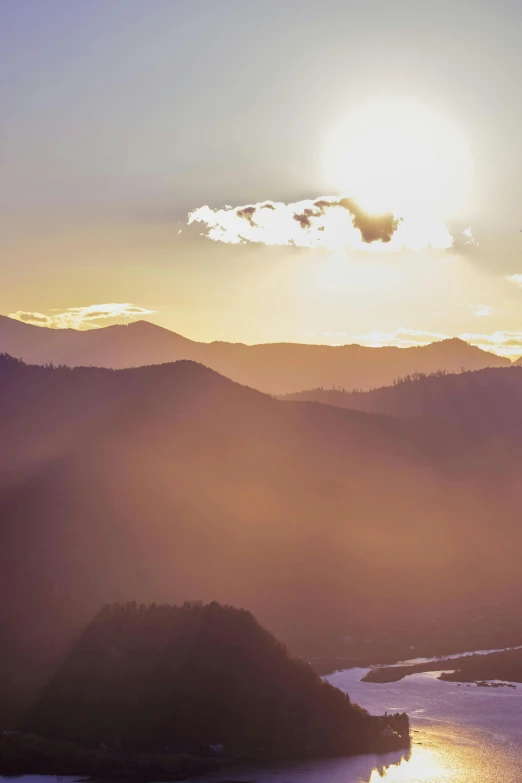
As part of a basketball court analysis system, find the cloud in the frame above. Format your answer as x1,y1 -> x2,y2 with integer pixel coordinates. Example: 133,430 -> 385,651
336,198 -> 399,243
236,206 -> 257,227
354,327 -> 522,358
293,208 -> 318,230
507,274 -> 522,288
188,195 -> 454,252
459,331 -> 522,358
8,303 -> 154,331
469,304 -> 493,317
353,328 -> 448,349
16,312 -> 51,325
461,227 -> 477,245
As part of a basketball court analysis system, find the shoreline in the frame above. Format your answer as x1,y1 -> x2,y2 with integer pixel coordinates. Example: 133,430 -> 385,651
361,646 -> 522,684
0,729 -> 410,783
313,640 -> 522,677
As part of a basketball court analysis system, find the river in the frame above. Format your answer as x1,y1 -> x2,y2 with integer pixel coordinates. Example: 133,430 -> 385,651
197,653 -> 522,782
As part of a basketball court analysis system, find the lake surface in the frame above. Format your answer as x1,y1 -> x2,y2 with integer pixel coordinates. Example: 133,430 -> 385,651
4,657 -> 522,783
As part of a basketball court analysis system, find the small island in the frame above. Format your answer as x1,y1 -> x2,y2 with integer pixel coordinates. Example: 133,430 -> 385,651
3,602 -> 409,780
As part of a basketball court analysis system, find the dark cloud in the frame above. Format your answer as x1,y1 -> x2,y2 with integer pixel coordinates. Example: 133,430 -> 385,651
338,197 -> 400,243
293,211 -> 312,229
17,312 -> 49,324
314,198 -> 400,243
83,310 -> 119,320
293,207 -> 325,230
236,206 -> 257,227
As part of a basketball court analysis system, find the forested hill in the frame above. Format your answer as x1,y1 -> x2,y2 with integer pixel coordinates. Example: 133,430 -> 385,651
26,601 -> 409,758
282,366 -> 522,435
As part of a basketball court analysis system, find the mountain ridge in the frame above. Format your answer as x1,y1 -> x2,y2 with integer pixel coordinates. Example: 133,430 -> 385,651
282,365 -> 522,435
1,356 -> 522,632
0,315 -> 510,394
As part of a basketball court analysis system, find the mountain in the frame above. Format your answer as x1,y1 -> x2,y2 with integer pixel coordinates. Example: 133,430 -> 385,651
282,366 -> 522,435
2,354 -> 522,725
0,315 -> 510,394
0,316 -> 197,370
26,601 -> 409,757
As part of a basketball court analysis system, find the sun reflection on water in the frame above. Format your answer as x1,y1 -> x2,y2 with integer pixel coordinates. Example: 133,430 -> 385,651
371,743 -> 449,783
370,725 -> 522,783
190,722 -> 522,783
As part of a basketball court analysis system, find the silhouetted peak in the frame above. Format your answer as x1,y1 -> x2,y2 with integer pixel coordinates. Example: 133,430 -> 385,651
426,337 -> 470,351
440,337 -> 467,345
422,337 -> 507,362
122,319 -> 196,342
118,320 -> 168,333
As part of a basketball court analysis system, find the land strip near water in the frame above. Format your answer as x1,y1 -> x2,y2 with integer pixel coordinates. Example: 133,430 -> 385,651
362,646 -> 522,684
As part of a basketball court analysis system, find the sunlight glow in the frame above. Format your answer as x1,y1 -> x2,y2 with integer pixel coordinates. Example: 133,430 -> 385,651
370,747 -> 449,782
325,100 -> 474,219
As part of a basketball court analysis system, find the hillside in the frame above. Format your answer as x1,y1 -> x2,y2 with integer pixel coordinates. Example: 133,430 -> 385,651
0,315 -> 510,394
282,366 -> 522,435
0,550 -> 86,728
2,355 -> 522,724
26,602 -> 409,757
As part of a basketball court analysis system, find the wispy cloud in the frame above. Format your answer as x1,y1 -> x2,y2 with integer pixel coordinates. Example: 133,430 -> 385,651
353,328 -> 448,348
459,331 -> 522,358
460,227 -> 477,246
354,327 -> 522,358
469,304 -> 493,317
188,195 -> 454,252
507,274 -> 522,288
8,303 -> 154,331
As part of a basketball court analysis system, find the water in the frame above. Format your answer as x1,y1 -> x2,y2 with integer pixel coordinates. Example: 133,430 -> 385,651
196,655 -> 522,782
4,656 -> 522,782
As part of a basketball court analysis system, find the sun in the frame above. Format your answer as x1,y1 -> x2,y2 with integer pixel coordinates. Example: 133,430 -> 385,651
325,99 -> 474,219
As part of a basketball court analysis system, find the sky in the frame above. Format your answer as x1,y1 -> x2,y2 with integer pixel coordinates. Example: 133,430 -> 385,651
2,0 -> 522,356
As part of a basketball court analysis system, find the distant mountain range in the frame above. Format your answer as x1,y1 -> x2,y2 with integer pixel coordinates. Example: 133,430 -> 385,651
2,352 -> 522,722
282,366 -> 522,435
0,314 -> 510,394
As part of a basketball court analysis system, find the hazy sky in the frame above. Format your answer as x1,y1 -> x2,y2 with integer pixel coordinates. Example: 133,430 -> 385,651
2,0 -> 522,355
